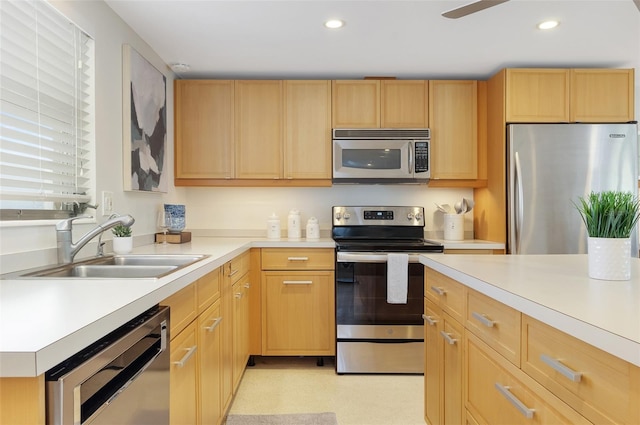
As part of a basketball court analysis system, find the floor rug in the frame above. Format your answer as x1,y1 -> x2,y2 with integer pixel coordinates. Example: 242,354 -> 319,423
225,412 -> 338,425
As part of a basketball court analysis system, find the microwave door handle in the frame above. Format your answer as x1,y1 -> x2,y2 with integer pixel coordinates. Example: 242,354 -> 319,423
408,141 -> 414,175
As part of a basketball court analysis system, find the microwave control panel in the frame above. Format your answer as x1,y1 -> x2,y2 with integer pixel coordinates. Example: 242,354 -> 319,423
414,141 -> 429,173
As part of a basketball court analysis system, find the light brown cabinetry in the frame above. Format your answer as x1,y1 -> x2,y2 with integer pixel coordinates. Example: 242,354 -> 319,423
169,320 -> 199,425
260,248 -> 335,355
232,273 -> 251,389
423,298 -> 464,425
198,299 -> 223,425
0,375 -> 45,425
428,80 -> 478,180
175,80 -> 234,181
331,80 -> 428,128
505,68 -> 634,123
424,266 -> 640,425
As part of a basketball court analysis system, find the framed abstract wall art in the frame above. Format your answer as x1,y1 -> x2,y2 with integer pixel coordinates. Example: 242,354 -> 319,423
122,44 -> 168,192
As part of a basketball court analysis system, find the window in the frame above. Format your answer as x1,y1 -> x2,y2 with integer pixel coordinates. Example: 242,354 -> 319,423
0,0 -> 94,221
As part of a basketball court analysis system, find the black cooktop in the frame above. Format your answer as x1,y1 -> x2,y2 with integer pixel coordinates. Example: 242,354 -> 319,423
334,238 -> 444,253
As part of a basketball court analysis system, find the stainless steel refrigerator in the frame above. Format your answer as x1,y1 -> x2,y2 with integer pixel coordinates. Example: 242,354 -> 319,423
507,123 -> 639,255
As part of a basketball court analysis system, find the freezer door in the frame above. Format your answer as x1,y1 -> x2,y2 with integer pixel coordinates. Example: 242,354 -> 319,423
507,123 -> 638,255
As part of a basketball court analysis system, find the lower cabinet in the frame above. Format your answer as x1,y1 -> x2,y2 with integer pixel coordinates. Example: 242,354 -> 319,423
170,320 -> 199,425
198,299 -> 223,425
232,273 -> 251,389
424,298 -> 463,425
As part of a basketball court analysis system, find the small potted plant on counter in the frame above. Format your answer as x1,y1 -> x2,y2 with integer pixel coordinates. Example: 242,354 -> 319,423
575,190 -> 640,280
112,224 -> 133,254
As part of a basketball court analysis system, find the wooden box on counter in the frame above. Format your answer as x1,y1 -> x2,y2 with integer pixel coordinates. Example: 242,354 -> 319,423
155,232 -> 192,244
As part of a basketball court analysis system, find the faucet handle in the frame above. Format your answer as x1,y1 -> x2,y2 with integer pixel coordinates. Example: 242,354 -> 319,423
56,215 -> 93,231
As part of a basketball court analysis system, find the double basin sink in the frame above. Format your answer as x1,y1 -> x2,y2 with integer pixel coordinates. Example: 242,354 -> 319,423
5,254 -> 209,279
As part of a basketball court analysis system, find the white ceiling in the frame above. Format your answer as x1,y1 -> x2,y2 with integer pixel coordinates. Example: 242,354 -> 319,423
104,0 -> 640,80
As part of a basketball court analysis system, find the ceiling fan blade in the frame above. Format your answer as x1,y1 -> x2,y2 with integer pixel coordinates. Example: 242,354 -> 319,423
634,0 -> 640,12
442,0 -> 510,19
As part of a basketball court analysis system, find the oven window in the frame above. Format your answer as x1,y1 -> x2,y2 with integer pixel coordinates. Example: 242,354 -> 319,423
342,149 -> 401,170
336,262 -> 423,325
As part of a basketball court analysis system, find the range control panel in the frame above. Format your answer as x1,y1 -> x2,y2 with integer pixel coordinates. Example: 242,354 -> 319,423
333,206 -> 425,227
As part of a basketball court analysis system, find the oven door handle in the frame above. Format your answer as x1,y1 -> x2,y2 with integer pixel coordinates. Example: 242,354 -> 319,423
336,252 -> 424,263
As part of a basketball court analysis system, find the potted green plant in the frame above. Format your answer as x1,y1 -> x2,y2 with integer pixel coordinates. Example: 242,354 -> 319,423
575,191 -> 640,280
112,224 -> 133,254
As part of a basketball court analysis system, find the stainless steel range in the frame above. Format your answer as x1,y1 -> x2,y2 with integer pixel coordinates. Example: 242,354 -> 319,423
332,206 -> 444,374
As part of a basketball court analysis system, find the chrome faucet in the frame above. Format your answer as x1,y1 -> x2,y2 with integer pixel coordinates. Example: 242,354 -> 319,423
56,214 -> 135,264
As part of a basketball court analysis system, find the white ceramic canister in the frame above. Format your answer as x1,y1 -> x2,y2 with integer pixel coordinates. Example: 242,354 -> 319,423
287,209 -> 301,239
267,212 -> 281,239
444,213 -> 464,241
306,217 -> 320,240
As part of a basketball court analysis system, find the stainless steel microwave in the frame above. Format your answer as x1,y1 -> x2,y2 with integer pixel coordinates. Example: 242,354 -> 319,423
332,128 -> 431,184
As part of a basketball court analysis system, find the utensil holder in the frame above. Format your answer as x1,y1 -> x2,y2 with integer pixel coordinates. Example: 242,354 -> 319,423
444,214 -> 464,241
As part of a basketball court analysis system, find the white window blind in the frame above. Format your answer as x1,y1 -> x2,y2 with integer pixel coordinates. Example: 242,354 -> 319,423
0,0 -> 94,209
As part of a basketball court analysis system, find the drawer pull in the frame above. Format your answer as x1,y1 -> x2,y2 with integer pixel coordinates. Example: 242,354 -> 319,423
422,314 -> 438,326
235,292 -> 243,299
204,317 -> 222,332
540,354 -> 582,382
173,345 -> 197,368
283,280 -> 313,285
494,383 -> 534,419
243,283 -> 250,289
472,311 -> 495,328
439,331 -> 457,345
287,256 -> 309,261
228,269 -> 239,277
430,286 -> 446,296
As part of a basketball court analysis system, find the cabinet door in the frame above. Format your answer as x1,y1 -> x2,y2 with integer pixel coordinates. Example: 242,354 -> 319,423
381,80 -> 428,128
170,322 -> 198,425
232,273 -> 250,390
505,69 -> 570,122
235,80 -> 283,179
284,80 -> 332,179
175,80 -> 234,179
220,262 -> 234,412
442,313 -> 464,425
262,271 -> 335,355
331,80 -> 380,128
429,80 -> 478,179
424,299 -> 443,425
570,68 -> 634,122
198,300 -> 222,425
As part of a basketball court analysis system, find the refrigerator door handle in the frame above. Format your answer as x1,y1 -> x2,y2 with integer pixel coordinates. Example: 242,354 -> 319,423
514,151 -> 524,254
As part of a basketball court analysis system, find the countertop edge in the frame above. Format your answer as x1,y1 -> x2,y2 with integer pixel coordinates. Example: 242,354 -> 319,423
420,255 -> 640,367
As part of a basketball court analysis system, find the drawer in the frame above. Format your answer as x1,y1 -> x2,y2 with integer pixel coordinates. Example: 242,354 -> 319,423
425,269 -> 465,323
196,268 -> 221,314
522,315 -> 640,425
224,251 -> 250,284
162,283 -> 197,338
466,289 -> 521,366
261,248 -> 334,270
466,333 -> 591,425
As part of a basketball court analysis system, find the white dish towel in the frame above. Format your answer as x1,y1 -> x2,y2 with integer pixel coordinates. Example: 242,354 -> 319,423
387,253 -> 409,304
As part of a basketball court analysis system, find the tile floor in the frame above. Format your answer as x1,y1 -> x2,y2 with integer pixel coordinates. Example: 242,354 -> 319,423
227,356 -> 424,425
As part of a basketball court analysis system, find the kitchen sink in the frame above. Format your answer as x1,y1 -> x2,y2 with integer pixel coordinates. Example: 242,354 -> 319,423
3,254 -> 209,280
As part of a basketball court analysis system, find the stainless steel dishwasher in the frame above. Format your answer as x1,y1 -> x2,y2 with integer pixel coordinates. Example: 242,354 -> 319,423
46,305 -> 170,425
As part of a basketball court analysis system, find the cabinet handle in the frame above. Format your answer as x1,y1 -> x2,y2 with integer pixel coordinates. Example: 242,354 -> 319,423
228,269 -> 239,277
173,345 -> 197,368
235,292 -> 243,299
430,286 -> 446,296
204,317 -> 222,333
282,280 -> 313,285
494,383 -> 534,419
243,283 -> 250,289
439,331 -> 457,345
287,256 -> 309,261
422,314 -> 438,326
472,311 -> 495,328
540,354 -> 582,382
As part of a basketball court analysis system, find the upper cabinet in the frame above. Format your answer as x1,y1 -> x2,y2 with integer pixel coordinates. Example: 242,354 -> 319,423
174,80 -> 332,186
429,80 -> 478,180
175,80 -> 234,180
332,80 -> 428,128
505,68 -> 634,123
235,80 -> 283,179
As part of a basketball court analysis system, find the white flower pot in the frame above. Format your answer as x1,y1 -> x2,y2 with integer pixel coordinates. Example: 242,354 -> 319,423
113,237 -> 133,254
587,237 -> 631,281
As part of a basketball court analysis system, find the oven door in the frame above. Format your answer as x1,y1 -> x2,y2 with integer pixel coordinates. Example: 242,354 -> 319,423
333,139 -> 413,180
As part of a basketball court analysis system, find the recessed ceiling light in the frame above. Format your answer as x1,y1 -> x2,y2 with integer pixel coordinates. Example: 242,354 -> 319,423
170,63 -> 190,73
324,19 -> 344,29
537,20 -> 559,30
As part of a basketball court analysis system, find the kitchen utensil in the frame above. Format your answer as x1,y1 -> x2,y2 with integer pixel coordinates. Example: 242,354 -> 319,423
464,198 -> 475,212
435,203 -> 453,214
454,201 -> 463,214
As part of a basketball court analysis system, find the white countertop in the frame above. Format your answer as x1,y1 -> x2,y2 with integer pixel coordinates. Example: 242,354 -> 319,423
0,237 -> 334,377
432,239 -> 505,250
420,254 -> 640,367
